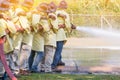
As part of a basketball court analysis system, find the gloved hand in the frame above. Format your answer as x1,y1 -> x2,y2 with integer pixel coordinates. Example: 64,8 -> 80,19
71,23 -> 76,29
0,36 -> 6,43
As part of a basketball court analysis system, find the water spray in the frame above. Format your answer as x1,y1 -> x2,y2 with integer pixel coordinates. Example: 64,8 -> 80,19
76,26 -> 120,38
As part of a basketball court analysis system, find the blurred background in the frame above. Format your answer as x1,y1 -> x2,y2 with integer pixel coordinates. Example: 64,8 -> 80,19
0,0 -> 120,74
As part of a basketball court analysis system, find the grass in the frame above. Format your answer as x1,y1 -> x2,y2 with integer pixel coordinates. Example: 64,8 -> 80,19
18,73 -> 120,80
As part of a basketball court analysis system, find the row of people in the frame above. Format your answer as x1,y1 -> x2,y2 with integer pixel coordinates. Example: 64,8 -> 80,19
0,0 -> 20,80
0,0 -> 76,79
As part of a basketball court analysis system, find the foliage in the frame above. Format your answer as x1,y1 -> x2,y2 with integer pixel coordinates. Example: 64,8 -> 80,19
66,0 -> 120,14
33,0 -> 120,15
17,0 -> 120,15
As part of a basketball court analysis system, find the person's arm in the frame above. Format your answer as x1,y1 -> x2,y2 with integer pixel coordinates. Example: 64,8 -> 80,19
41,16 -> 47,20
14,25 -> 21,32
14,24 -> 24,32
17,11 -> 26,16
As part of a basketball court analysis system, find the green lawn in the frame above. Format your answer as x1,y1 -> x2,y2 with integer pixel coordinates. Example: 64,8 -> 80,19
18,73 -> 120,80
